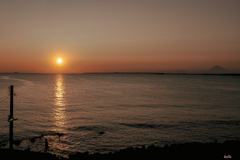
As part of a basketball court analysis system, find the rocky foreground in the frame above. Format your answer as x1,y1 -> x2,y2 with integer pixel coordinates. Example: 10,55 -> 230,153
1,140 -> 239,160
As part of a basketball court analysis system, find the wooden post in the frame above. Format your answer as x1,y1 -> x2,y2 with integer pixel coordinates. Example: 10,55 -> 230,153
9,85 -> 13,150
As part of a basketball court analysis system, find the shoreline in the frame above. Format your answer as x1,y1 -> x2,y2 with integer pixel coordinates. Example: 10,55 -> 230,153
1,140 -> 239,160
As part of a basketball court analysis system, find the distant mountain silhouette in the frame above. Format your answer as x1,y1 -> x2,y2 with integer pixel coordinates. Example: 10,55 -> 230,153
203,65 -> 230,74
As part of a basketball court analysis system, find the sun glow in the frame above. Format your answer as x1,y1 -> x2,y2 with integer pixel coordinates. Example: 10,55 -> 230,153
57,58 -> 62,64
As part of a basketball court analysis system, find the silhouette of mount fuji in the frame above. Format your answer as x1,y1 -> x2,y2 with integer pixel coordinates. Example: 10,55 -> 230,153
203,65 -> 230,74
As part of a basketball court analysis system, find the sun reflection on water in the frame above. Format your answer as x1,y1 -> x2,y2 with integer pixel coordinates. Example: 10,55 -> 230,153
54,74 -> 67,132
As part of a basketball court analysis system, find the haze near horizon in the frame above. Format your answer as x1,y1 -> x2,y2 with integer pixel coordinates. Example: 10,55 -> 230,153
0,0 -> 240,73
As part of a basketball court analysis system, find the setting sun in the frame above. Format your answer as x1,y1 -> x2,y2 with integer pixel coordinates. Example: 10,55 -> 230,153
57,58 -> 62,64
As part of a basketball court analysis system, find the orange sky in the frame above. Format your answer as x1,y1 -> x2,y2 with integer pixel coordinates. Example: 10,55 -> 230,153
0,0 -> 240,73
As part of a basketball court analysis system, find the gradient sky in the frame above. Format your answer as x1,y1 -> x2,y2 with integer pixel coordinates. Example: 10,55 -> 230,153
0,0 -> 240,73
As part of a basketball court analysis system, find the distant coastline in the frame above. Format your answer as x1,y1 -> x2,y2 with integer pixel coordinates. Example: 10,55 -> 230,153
0,65 -> 239,75
82,72 -> 240,76
0,72 -> 240,76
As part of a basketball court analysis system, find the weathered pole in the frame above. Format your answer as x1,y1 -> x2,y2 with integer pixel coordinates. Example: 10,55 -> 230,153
9,85 -> 13,150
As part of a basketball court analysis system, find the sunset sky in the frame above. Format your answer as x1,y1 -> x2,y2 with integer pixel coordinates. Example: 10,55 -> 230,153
0,0 -> 240,73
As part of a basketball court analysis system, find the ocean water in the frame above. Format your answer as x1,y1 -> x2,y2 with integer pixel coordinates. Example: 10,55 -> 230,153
0,73 -> 240,158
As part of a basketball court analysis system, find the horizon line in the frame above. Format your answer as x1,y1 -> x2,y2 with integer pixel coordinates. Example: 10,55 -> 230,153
1,72 -> 240,75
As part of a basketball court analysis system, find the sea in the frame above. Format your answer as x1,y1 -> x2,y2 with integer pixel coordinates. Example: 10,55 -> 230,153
0,73 -> 240,158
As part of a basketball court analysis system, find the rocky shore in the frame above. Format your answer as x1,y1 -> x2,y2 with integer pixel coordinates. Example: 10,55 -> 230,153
1,140 -> 239,160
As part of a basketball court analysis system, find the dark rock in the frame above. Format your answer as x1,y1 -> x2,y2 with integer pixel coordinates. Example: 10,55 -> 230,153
30,137 -> 35,143
56,132 -> 64,137
98,131 -> 105,135
13,140 -> 21,146
0,141 -> 8,147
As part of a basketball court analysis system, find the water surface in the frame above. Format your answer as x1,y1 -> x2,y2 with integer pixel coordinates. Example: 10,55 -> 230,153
0,73 -> 239,158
